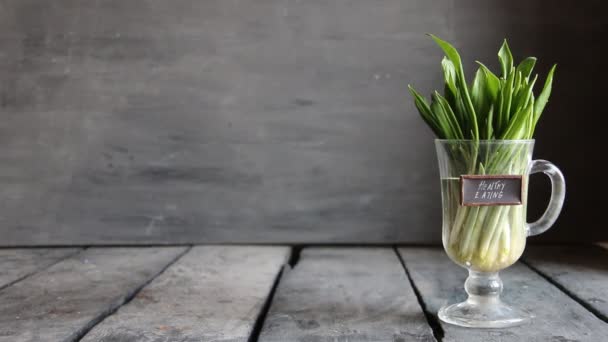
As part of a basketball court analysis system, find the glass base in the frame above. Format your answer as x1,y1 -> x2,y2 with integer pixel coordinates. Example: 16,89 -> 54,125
439,298 -> 531,328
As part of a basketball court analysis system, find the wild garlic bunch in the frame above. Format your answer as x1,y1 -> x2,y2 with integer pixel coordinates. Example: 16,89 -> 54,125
409,35 -> 557,271
409,34 -> 555,141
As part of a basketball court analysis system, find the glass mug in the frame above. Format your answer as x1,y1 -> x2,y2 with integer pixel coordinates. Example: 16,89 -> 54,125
435,139 -> 565,328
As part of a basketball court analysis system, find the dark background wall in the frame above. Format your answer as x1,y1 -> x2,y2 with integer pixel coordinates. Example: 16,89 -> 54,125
0,0 -> 604,245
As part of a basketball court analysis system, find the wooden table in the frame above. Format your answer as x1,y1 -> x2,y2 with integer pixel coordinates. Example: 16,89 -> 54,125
0,245 -> 606,341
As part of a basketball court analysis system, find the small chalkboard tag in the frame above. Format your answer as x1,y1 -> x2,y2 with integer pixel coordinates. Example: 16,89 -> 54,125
460,175 -> 523,206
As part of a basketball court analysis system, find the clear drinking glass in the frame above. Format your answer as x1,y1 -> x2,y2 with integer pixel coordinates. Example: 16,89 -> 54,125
435,139 -> 565,328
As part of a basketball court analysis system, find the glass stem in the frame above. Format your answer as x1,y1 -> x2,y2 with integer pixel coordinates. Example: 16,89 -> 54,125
465,270 -> 503,304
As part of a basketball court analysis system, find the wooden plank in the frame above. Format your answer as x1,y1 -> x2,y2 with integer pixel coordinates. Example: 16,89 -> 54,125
398,247 -> 608,342
524,245 -> 608,320
81,246 -> 289,342
1,0 -> 606,245
259,248 -> 436,342
0,247 -> 186,342
0,248 -> 80,290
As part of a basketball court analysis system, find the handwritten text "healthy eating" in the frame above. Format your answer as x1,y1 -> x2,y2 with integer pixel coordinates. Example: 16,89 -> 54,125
475,180 -> 506,200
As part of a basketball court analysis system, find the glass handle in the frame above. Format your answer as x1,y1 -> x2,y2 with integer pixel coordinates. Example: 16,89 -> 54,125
526,159 -> 566,236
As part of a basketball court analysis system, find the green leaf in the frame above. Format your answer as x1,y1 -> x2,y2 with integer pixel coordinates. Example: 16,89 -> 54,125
498,39 -> 513,78
470,68 -> 487,116
441,57 -> 457,95
500,70 -> 515,130
429,34 -> 463,73
501,99 -> 534,139
455,90 -> 470,138
496,88 -> 504,135
429,34 -> 479,139
430,93 -> 457,139
512,74 -> 538,115
408,85 -> 444,138
476,62 -> 500,103
527,97 -> 536,138
516,57 -> 537,80
533,64 -> 557,126
512,71 -> 522,112
486,105 -> 494,139
441,57 -> 458,111
435,92 -> 464,139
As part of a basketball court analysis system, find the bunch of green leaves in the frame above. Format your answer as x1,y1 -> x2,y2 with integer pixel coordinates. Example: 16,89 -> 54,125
409,35 -> 556,140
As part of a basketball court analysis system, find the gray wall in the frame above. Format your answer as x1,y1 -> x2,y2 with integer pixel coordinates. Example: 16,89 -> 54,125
0,0 -> 604,245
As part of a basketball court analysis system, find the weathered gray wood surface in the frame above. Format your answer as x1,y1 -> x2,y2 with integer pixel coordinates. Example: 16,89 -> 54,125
0,247 -> 186,342
0,0 -> 605,245
82,246 -> 289,342
0,246 -> 606,341
0,248 -> 80,290
398,247 -> 608,342
524,245 -> 608,321
259,248 -> 435,342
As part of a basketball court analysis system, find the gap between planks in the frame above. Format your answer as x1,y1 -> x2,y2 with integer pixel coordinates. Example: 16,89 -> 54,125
79,246 -> 291,341
73,246 -> 193,341
258,247 -> 436,342
0,248 -> 83,292
248,246 -> 299,342
397,247 -> 608,342
520,258 -> 608,324
248,266 -> 288,342
394,246 -> 444,342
